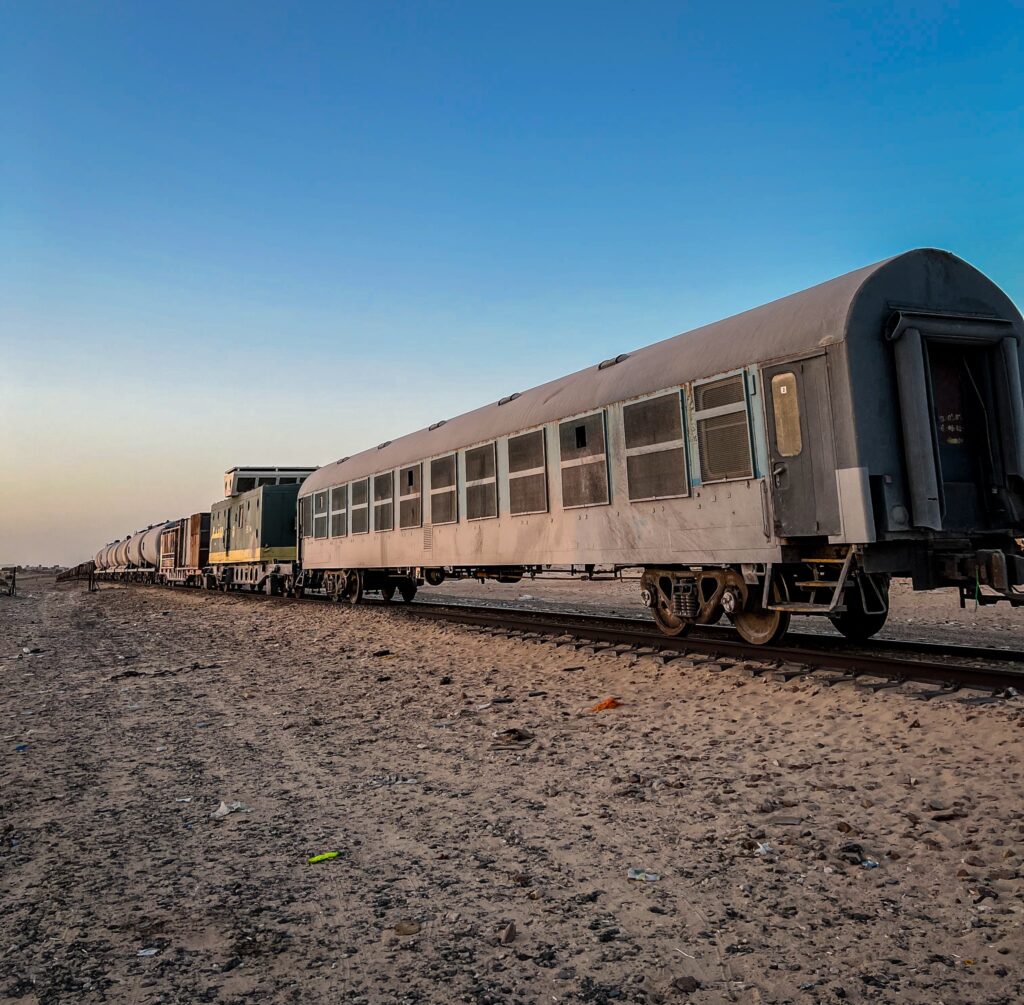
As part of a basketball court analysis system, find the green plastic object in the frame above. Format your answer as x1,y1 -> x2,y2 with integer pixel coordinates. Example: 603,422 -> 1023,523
307,851 -> 341,864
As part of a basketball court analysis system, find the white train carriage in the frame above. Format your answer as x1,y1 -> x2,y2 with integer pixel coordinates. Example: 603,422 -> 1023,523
298,249 -> 1024,643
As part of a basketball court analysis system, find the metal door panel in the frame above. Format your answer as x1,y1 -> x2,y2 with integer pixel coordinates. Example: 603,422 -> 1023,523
763,355 -> 841,537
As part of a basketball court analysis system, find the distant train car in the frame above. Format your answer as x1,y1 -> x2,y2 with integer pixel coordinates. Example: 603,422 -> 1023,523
139,523 -> 166,570
297,249 -> 1024,643
121,523 -> 167,579
158,513 -> 210,586
112,539 -> 131,570
208,484 -> 300,591
125,532 -> 146,570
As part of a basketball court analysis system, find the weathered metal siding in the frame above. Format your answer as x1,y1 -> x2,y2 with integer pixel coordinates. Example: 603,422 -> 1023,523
839,251 -> 1023,540
160,521 -> 184,570
187,512 -> 210,569
210,486 -> 298,564
303,395 -> 776,571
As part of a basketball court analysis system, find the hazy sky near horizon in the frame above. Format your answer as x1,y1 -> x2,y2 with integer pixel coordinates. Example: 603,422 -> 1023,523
2,1 -> 1023,565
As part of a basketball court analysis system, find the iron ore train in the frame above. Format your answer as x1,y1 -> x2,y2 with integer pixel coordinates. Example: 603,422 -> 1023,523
91,249 -> 1024,644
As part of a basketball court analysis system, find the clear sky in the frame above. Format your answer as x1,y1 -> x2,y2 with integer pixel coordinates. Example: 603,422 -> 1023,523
2,1 -> 1023,565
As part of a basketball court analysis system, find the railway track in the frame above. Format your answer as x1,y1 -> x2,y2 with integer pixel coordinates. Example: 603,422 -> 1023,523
88,579 -> 1024,694
384,599 -> 1024,695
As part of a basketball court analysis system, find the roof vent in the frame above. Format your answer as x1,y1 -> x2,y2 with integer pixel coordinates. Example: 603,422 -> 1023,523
337,456 -> 350,464
598,353 -> 630,370
428,419 -> 447,431
377,440 -> 392,450
497,392 -> 521,406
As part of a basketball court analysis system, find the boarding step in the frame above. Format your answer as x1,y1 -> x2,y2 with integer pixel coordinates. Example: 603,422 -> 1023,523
793,580 -> 841,589
768,601 -> 846,613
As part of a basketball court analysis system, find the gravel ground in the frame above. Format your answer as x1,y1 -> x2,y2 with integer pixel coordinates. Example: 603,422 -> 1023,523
1,571 -> 1023,1005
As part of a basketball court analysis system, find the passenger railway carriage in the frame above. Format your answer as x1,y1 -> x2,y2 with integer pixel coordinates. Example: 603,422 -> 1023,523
90,249 -> 1024,645
296,249 -> 1024,643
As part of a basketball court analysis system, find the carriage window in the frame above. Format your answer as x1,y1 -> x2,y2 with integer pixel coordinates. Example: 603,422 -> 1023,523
771,373 -> 802,457
508,429 -> 548,515
236,477 -> 256,493
399,463 -> 422,528
330,485 -> 348,537
623,392 -> 689,501
465,443 -> 497,520
313,491 -> 329,539
558,412 -> 609,508
693,374 -> 753,481
430,454 -> 458,525
351,478 -> 369,534
373,472 -> 394,531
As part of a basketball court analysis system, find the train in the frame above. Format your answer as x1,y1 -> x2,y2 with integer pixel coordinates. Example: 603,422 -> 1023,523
90,248 -> 1024,644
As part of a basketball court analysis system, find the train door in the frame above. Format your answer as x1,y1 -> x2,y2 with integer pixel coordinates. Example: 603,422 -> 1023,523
762,355 -> 841,538
926,342 -> 989,531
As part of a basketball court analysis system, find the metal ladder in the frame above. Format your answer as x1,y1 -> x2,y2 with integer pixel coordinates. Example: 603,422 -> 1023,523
767,546 -> 856,614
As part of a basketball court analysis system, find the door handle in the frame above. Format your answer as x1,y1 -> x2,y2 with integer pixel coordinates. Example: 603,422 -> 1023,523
772,463 -> 787,477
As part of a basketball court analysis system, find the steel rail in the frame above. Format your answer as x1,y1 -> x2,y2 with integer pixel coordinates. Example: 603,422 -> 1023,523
383,599 -> 1024,693
394,598 -> 1024,667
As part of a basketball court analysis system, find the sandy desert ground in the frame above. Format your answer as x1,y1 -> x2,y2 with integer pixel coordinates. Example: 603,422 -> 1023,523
2,570 -> 1023,1005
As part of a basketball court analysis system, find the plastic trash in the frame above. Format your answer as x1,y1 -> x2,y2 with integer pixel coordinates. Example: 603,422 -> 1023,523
137,948 -> 159,957
15,744 -> 28,752
861,858 -> 880,869
627,868 -> 661,882
590,697 -> 623,712
210,800 -> 249,820
307,851 -> 341,864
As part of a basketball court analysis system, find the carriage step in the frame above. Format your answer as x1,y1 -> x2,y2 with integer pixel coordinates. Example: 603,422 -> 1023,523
793,580 -> 841,589
768,601 -> 844,613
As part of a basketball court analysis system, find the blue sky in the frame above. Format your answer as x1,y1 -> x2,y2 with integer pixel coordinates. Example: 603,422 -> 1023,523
2,1 -> 1023,563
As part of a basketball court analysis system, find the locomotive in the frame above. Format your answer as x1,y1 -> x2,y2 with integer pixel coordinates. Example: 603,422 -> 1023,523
93,249 -> 1024,644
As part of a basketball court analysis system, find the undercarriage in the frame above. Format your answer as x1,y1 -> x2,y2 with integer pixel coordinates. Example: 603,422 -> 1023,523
639,551 -> 891,645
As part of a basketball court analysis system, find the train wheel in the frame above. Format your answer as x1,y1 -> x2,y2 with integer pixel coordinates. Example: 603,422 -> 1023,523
830,578 -> 889,642
642,573 -> 692,637
729,582 -> 790,646
651,600 -> 691,636
380,584 -> 396,602
399,581 -> 417,603
345,570 -> 363,605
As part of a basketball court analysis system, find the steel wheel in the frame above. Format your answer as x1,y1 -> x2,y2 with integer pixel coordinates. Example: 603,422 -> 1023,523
830,577 -> 889,642
651,595 -> 692,637
730,582 -> 790,645
399,581 -> 417,603
345,570 -> 363,605
380,583 -> 396,602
